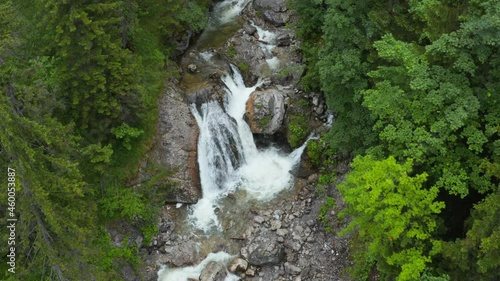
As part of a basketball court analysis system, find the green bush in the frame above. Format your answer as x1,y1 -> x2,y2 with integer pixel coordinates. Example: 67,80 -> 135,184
259,115 -> 272,128
318,197 -> 335,233
228,47 -> 237,58
237,61 -> 250,76
287,115 -> 308,148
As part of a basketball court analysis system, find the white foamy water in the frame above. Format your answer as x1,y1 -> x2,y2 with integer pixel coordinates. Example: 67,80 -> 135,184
252,22 -> 277,56
157,252 -> 239,281
266,57 -> 281,70
326,112 -> 334,127
213,0 -> 252,25
199,51 -> 214,62
188,66 -> 310,232
251,22 -> 282,70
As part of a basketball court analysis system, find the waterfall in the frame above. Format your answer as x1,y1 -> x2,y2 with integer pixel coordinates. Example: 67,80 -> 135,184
251,22 -> 281,70
158,0 -> 314,279
215,0 -> 252,25
157,252 -> 239,281
188,66 -> 310,232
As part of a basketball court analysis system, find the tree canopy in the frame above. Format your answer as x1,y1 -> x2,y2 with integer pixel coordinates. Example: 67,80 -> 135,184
292,0 -> 500,279
0,0 -> 213,279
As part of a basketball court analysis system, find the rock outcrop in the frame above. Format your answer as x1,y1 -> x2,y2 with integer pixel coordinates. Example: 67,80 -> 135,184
245,88 -> 286,135
151,85 -> 201,204
253,0 -> 291,26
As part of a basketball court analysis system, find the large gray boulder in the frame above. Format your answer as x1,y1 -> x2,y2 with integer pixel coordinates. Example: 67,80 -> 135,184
245,88 -> 286,135
254,0 -> 290,26
163,240 -> 200,267
241,231 -> 285,266
199,261 -> 227,281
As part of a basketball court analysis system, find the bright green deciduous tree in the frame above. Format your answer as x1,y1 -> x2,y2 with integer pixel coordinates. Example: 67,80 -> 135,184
338,155 -> 445,280
362,34 -> 488,197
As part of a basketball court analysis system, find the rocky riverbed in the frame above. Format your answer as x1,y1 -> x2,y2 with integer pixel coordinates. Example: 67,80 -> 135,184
113,1 -> 352,280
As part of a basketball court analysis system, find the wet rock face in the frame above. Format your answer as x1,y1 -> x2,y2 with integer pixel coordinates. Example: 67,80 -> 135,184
245,88 -> 285,135
253,0 -> 290,26
199,261 -> 227,281
154,86 -> 201,204
186,85 -> 225,106
229,34 -> 266,83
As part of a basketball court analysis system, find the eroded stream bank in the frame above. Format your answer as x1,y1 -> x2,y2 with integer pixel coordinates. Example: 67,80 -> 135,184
133,1 -> 351,280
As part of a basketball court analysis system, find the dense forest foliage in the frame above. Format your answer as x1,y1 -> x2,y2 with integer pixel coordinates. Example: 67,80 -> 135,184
1,0 -> 499,280
0,0 -> 212,279
291,0 -> 499,280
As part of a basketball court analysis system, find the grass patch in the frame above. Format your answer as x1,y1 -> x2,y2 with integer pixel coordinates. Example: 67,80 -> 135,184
259,115 -> 272,128
318,196 -> 335,233
298,98 -> 310,107
277,65 -> 304,78
237,61 -> 250,77
228,47 -> 237,58
287,115 -> 308,148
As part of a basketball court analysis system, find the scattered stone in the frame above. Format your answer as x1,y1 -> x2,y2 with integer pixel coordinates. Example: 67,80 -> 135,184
188,64 -> 197,73
270,220 -> 282,230
245,267 -> 256,277
276,33 -> 292,47
294,225 -> 304,235
276,229 -> 288,237
228,258 -> 248,273
243,24 -> 257,36
284,262 -> 302,275
312,95 -> 319,107
254,216 -> 265,224
315,101 -> 325,115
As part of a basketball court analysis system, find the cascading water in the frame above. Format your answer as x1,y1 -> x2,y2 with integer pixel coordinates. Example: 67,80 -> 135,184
157,252 -> 239,281
158,1 -> 312,279
188,66 -> 310,232
196,0 -> 252,49
251,22 -> 281,70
